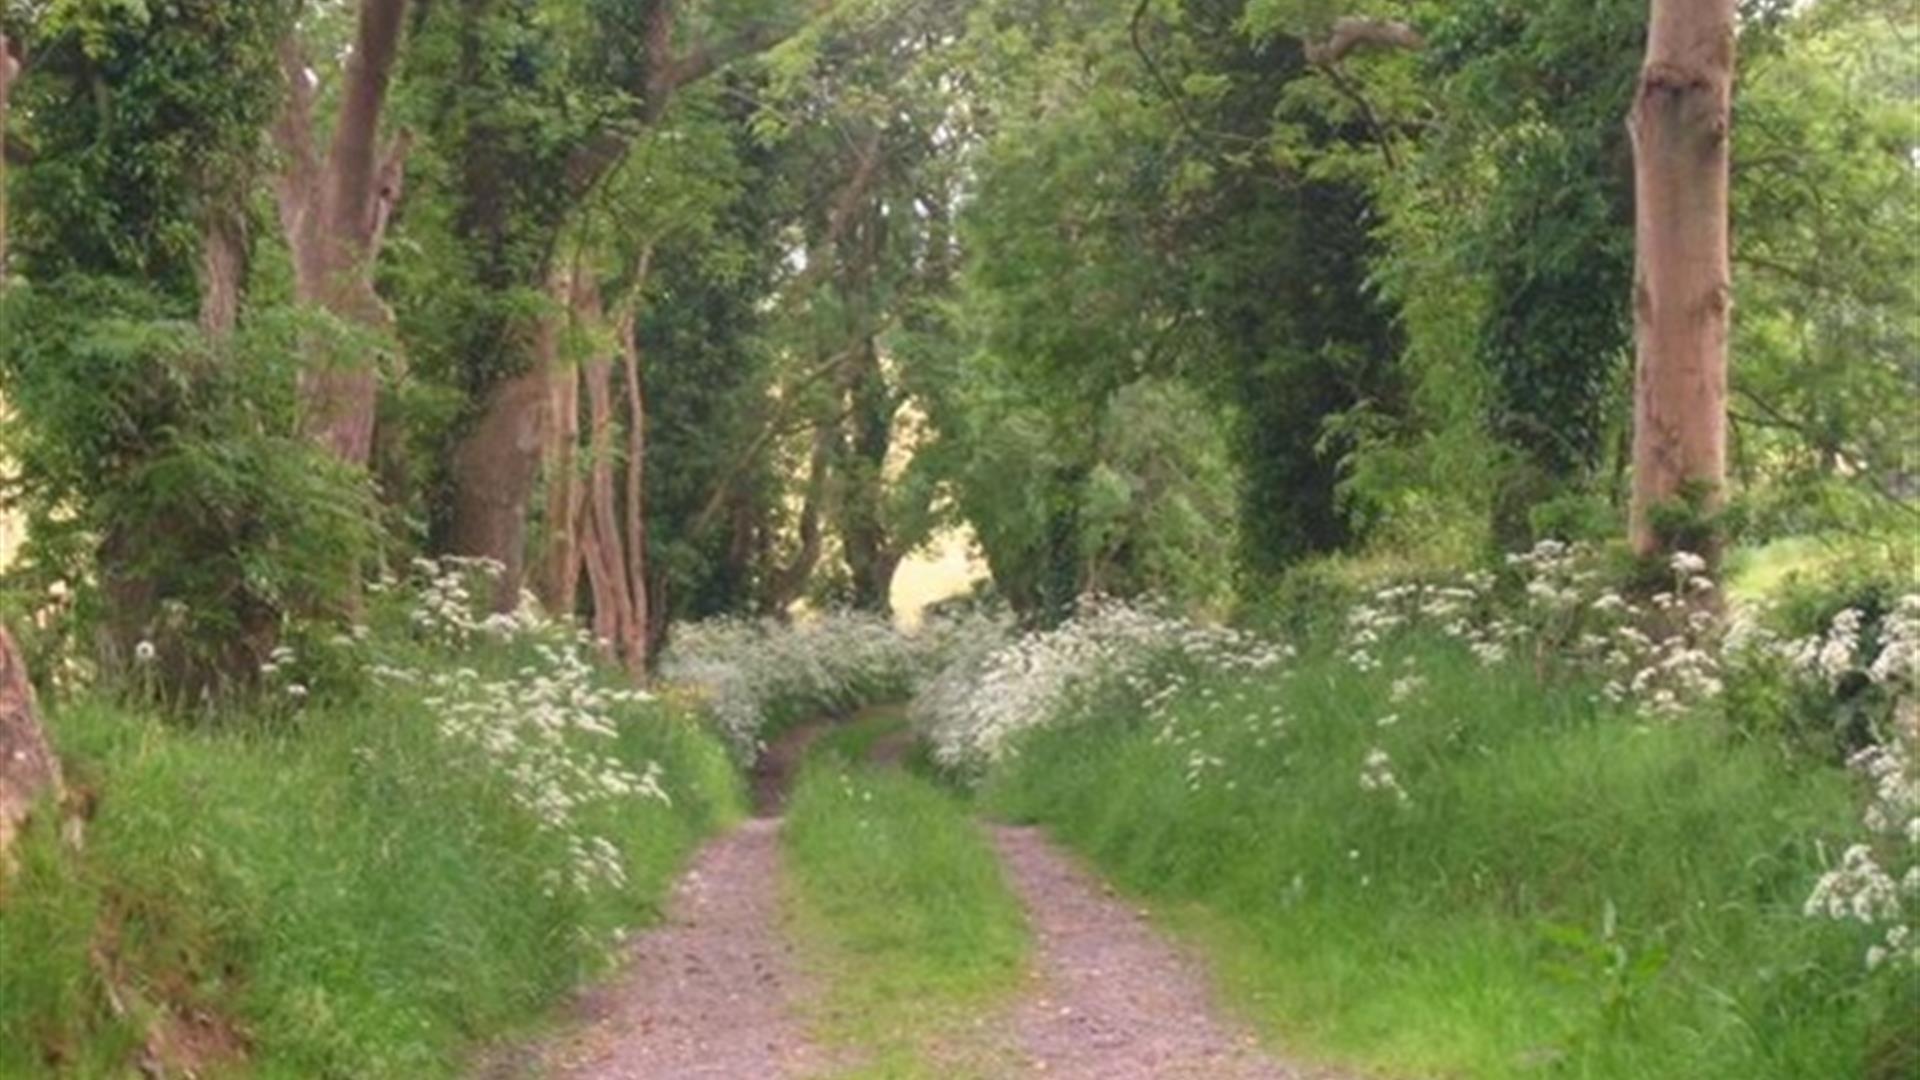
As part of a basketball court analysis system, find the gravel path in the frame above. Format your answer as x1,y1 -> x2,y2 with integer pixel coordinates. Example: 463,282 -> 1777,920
493,722 -> 1341,1080
529,818 -> 828,1080
990,825 -> 1333,1080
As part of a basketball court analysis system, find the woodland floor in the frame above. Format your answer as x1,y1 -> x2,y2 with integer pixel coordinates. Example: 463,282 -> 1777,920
495,717 -> 1339,1080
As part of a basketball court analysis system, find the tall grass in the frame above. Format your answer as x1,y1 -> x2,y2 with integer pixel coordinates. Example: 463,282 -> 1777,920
1,573 -> 742,1077
783,719 -> 1028,1078
981,637 -> 1908,1079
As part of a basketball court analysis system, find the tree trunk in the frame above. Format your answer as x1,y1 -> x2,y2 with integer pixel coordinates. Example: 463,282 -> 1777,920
0,34 -> 15,286
582,347 -> 637,656
840,337 -> 901,615
766,416 -> 836,614
538,276 -> 583,617
1627,0 -> 1735,559
198,209 -> 247,338
0,625 -> 62,878
448,365 -> 551,611
275,0 -> 410,467
619,303 -> 651,677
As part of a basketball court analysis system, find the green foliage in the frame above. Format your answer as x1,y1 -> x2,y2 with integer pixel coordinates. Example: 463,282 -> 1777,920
982,639 -> 1890,1079
785,731 -> 1028,1075
1077,379 -> 1239,611
1729,3 -> 1920,541
1723,540 -> 1919,760
629,85 -> 793,621
9,0 -> 291,293
938,0 -> 1401,605
0,624 -> 741,1076
0,280 -> 378,697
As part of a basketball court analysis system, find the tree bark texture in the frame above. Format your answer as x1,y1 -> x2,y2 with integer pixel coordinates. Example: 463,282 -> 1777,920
275,0 -> 411,467
539,274 -> 584,618
0,624 -> 62,878
619,302 -> 651,676
198,209 -> 247,338
1627,0 -> 1735,558
449,362 -> 552,612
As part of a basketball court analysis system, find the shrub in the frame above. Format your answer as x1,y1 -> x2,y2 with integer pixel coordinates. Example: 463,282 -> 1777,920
0,282 -> 378,702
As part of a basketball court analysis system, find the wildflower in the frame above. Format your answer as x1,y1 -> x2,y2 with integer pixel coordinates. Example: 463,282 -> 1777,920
1389,674 -> 1426,703
1359,747 -> 1410,806
134,640 -> 156,664
1670,551 -> 1709,577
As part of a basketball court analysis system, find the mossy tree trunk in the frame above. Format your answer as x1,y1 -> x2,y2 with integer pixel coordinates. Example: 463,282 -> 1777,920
0,626 -> 62,877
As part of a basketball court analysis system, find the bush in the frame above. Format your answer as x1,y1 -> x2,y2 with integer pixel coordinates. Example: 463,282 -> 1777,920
0,281 -> 378,701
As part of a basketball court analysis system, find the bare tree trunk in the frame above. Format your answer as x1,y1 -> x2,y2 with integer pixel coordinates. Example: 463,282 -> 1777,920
582,345 -> 637,656
275,0 -> 410,467
539,274 -> 583,617
0,625 -> 62,878
1627,0 -> 1735,559
619,307 -> 650,676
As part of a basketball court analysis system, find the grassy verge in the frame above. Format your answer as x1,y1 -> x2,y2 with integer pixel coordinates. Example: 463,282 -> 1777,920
1,651 -> 741,1077
982,638 -> 1905,1080
782,723 -> 1027,1078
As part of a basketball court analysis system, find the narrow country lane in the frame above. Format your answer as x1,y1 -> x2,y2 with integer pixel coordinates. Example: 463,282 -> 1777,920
528,818 -> 828,1080
990,826 -> 1336,1080
497,719 -> 1350,1080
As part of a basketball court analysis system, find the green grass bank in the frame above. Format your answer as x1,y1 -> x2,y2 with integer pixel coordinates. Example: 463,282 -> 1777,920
1,641 -> 741,1077
982,640 -> 1909,1080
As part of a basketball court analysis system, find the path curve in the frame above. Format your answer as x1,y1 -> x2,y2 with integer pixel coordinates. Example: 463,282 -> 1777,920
531,818 -> 827,1079
991,826 -> 1335,1080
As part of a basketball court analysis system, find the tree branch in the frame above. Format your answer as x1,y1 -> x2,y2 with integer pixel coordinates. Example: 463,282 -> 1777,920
1304,16 -> 1424,67
1733,387 -> 1920,520
1300,17 -> 1424,172
566,4 -> 839,198
324,0 -> 410,246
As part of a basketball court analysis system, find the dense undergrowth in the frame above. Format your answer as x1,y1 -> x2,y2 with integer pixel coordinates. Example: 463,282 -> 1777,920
0,562 -> 743,1077
914,546 -> 1919,1080
783,710 -> 1027,1078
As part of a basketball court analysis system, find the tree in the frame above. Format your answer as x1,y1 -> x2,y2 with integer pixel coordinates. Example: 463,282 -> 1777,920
274,0 -> 412,467
407,0 -> 821,610
1626,0 -> 1735,559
